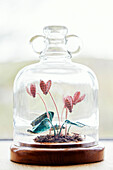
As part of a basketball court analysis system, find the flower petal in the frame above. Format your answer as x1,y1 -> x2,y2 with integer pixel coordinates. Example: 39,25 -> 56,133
73,91 -> 80,105
77,94 -> 85,103
40,80 -> 47,95
26,86 -> 31,96
64,96 -> 73,112
30,84 -> 36,97
46,80 -> 52,94
40,80 -> 52,95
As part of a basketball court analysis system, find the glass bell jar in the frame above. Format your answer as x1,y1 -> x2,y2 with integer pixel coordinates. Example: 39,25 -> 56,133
11,26 -> 105,165
14,26 -> 99,147
13,26 -> 99,149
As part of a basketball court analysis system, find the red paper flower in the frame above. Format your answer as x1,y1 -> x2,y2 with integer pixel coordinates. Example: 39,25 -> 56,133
40,80 -> 52,95
73,91 -> 85,105
64,96 -> 73,113
26,84 -> 36,98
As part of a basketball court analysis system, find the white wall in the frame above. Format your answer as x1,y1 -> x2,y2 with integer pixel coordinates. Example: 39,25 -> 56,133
0,0 -> 113,62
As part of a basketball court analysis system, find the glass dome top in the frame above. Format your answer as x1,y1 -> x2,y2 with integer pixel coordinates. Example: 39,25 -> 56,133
43,26 -> 68,38
13,26 -> 99,148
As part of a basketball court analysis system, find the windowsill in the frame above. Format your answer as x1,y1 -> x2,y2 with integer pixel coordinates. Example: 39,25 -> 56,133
0,140 -> 113,169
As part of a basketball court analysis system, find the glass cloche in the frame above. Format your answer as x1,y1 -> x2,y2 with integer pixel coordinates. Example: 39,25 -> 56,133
13,26 -> 99,148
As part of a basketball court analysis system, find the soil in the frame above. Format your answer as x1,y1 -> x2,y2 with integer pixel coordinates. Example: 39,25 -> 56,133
34,133 -> 83,143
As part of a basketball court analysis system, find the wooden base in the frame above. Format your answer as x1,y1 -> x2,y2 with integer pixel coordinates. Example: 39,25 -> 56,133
10,143 -> 104,165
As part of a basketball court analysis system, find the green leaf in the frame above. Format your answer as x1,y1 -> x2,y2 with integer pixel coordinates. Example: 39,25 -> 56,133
65,120 -> 87,128
59,120 -> 87,135
31,111 -> 54,126
75,121 -> 87,127
27,118 -> 52,134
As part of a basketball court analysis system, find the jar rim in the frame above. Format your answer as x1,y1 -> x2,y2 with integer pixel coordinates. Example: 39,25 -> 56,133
43,25 -> 68,36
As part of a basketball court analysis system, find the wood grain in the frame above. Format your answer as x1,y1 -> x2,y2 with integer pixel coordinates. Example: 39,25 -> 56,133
0,141 -> 113,170
10,143 -> 104,165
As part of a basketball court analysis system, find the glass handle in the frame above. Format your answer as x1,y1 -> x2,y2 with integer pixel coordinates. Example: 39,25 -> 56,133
66,35 -> 82,54
30,35 -> 45,54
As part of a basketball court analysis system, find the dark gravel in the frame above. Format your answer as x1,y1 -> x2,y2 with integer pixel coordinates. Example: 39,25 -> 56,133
34,133 -> 83,143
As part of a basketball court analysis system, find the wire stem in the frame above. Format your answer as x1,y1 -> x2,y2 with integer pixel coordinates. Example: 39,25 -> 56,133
37,93 -> 49,119
61,106 -> 65,122
65,108 -> 68,137
49,92 -> 60,127
60,106 -> 65,135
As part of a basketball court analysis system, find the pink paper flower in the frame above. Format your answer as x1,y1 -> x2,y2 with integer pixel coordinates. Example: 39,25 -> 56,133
73,91 -> 85,105
26,84 -> 36,98
64,96 -> 73,113
40,80 -> 52,95
63,92 -> 85,113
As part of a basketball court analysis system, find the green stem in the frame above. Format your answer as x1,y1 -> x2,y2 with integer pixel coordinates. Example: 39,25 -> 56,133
60,106 -> 65,135
68,125 -> 71,133
59,120 -> 67,136
45,118 -> 56,136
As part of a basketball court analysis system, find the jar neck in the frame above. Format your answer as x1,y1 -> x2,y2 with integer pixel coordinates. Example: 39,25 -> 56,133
40,37 -> 72,63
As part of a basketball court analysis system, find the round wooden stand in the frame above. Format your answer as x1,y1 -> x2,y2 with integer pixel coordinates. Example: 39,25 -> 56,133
10,142 -> 104,165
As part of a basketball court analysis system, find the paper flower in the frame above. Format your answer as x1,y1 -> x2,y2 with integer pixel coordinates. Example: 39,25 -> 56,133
64,96 -> 73,113
73,91 -> 85,105
26,84 -> 36,98
40,80 -> 52,95
63,92 -> 85,113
